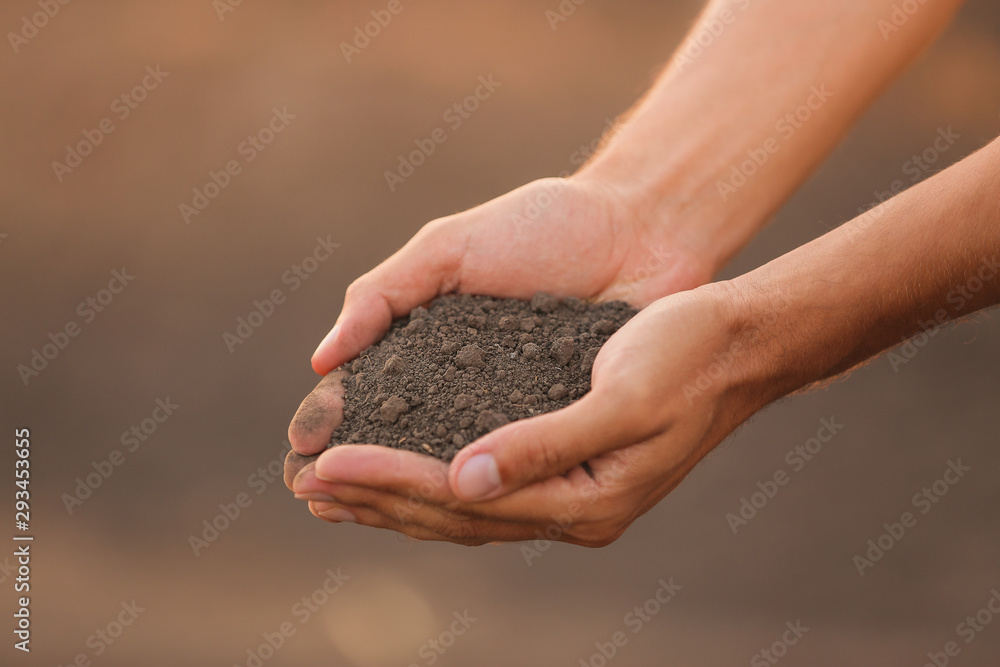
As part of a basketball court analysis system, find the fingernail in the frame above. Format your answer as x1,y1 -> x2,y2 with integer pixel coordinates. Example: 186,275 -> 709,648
295,492 -> 336,502
314,451 -> 337,482
455,453 -> 501,500
320,508 -> 357,523
313,324 -> 340,358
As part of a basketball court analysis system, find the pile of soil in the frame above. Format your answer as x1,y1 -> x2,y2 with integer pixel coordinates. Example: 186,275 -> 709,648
326,293 -> 637,462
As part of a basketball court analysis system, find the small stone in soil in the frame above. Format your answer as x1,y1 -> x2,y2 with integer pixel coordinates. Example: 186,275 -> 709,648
325,292 -> 637,461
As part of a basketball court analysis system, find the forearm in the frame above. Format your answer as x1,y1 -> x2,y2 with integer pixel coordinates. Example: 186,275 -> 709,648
576,0 -> 964,273
728,135 -> 1000,406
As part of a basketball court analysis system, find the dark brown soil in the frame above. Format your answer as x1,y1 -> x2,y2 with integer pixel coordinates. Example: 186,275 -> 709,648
325,293 -> 637,462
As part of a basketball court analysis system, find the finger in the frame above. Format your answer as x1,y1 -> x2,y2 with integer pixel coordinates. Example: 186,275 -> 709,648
314,444 -> 452,499
287,369 -> 349,455
309,498 -> 538,546
284,453 -> 318,491
448,386 -> 653,502
308,500 -> 350,522
318,485 -> 538,542
307,445 -> 602,523
326,504 -> 493,545
311,219 -> 467,374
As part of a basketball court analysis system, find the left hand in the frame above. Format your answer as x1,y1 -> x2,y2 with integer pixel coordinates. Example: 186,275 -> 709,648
287,283 -> 770,546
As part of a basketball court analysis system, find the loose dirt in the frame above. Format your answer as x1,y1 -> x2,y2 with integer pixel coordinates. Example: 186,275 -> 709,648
325,292 -> 637,462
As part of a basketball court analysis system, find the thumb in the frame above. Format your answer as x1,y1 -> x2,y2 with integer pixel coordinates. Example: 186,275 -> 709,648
311,220 -> 465,374
448,387 -> 648,502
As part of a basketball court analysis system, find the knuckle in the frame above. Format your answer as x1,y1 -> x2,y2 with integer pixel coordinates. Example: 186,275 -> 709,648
404,217 -> 447,251
343,280 -> 362,302
417,215 -> 455,239
419,216 -> 447,235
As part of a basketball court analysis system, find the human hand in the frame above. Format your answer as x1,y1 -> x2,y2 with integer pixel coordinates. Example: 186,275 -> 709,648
288,283 -> 774,545
308,175 -> 716,376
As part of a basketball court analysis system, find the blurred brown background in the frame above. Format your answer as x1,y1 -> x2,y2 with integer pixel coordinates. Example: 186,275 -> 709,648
2,1 -> 1000,665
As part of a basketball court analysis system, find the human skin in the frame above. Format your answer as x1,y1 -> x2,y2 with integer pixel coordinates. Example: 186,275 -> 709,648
287,0 -> 988,544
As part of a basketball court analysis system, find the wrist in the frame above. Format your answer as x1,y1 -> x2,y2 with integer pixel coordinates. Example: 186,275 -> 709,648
705,276 -> 813,416
572,128 -> 773,280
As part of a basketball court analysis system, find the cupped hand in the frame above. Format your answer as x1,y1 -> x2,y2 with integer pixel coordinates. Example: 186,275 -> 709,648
288,284 -> 772,546
309,176 -> 712,375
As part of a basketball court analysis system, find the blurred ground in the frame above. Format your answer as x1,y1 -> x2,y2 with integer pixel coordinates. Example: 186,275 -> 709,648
2,1 -> 999,665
